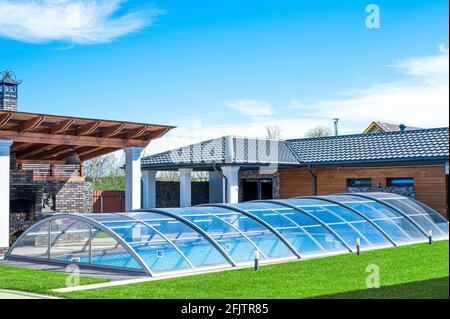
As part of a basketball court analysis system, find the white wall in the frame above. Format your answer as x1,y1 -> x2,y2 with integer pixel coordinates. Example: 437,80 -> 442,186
0,140 -> 12,248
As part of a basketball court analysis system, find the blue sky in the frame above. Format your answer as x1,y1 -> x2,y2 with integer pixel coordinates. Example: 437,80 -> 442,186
0,0 -> 448,154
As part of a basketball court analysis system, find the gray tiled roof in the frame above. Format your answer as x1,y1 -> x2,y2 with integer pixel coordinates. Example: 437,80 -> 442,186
142,128 -> 449,169
286,127 -> 449,165
141,136 -> 298,169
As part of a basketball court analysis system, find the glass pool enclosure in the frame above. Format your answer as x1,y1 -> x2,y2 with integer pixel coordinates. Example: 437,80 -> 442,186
7,192 -> 449,277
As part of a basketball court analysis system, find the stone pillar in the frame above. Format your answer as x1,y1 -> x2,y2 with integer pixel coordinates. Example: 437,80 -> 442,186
0,140 -> 12,249
125,147 -> 144,211
209,170 -> 224,203
179,168 -> 192,207
142,170 -> 157,209
222,166 -> 240,204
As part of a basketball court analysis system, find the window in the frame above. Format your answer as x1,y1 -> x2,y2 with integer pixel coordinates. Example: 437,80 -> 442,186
347,178 -> 372,188
242,179 -> 273,201
387,177 -> 414,187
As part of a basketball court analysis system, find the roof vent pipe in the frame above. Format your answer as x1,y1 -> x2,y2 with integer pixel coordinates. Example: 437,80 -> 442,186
399,124 -> 406,132
333,118 -> 339,136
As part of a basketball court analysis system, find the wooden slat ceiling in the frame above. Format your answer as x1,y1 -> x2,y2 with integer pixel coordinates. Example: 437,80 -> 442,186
0,110 -> 174,163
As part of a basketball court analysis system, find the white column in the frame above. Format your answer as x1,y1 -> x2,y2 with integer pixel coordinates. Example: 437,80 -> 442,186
179,168 -> 192,207
0,140 -> 12,249
142,170 -> 157,208
222,166 -> 240,204
125,147 -> 144,211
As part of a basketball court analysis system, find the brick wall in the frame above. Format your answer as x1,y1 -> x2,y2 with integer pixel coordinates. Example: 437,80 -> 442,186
9,153 -> 94,241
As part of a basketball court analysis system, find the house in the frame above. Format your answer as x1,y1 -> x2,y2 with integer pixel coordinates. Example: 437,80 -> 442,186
364,121 -> 422,133
141,129 -> 449,218
0,70 -> 173,250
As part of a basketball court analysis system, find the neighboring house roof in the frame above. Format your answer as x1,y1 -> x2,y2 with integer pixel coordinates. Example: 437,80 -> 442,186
142,127 -> 449,170
364,121 -> 422,134
286,127 -> 449,165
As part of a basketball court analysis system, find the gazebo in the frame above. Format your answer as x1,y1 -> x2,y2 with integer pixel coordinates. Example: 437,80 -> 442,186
0,109 -> 173,249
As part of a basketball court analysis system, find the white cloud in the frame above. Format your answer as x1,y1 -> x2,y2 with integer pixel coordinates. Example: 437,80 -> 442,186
226,99 -> 274,117
293,50 -> 449,128
150,49 -> 449,154
0,0 -> 162,44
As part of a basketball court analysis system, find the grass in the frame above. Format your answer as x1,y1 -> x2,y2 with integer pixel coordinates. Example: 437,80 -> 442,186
64,241 -> 449,299
0,241 -> 448,299
0,264 -> 107,296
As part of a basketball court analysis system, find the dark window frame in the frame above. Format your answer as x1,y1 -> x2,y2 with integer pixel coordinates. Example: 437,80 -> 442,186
347,178 -> 372,188
386,177 -> 415,187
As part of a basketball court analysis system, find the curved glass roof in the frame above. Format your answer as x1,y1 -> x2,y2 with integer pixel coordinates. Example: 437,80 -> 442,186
7,192 -> 449,277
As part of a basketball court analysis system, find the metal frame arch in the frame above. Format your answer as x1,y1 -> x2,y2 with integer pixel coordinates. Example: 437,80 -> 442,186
258,199 -> 353,252
189,206 -> 270,260
324,194 -> 415,242
295,199 -> 373,247
389,197 -> 447,236
121,213 -> 196,269
337,193 -> 429,238
7,214 -> 153,276
294,196 -> 397,246
137,208 -> 237,267
201,203 -> 303,259
247,201 -> 328,254
409,198 -> 450,224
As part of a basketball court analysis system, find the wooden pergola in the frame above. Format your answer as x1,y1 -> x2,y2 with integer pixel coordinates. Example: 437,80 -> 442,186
0,110 -> 173,163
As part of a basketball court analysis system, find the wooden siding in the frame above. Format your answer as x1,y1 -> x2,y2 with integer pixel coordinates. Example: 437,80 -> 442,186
279,164 -> 448,217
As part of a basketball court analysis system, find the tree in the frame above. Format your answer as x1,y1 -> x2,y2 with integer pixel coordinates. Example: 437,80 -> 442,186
84,151 -> 125,189
305,126 -> 332,138
265,124 -> 282,139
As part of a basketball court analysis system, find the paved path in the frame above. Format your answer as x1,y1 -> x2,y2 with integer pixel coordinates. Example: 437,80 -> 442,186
0,289 -> 61,299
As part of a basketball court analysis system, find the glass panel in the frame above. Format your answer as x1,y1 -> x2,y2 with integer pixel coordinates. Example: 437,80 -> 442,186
103,219 -> 192,272
10,221 -> 49,258
176,210 -> 265,264
274,209 -> 319,227
350,193 -> 448,239
246,210 -> 297,228
327,195 -> 427,243
90,229 -> 142,269
329,223 -> 371,249
277,228 -> 325,257
302,225 -> 347,253
258,201 -> 351,254
377,197 -> 447,238
299,206 -> 343,224
351,221 -> 391,247
50,219 -> 76,243
196,206 -> 295,260
321,205 -> 364,222
51,221 -> 91,263
372,219 -> 414,244
126,211 -> 231,269
131,243 -> 190,273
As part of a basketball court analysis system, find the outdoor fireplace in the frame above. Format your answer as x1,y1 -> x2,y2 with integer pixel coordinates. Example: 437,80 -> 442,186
9,191 -> 36,221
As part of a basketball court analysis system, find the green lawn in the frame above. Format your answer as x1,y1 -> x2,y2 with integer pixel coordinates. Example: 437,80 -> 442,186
0,241 -> 448,299
65,241 -> 449,299
0,264 -> 106,296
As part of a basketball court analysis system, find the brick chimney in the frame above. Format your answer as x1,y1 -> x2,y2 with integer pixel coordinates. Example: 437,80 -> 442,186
0,70 -> 21,111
